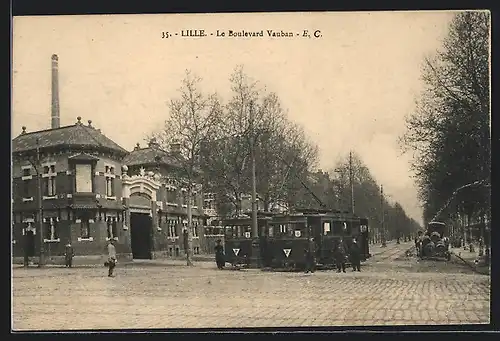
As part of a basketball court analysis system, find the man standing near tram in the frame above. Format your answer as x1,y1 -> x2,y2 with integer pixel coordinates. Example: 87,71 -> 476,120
304,237 -> 316,274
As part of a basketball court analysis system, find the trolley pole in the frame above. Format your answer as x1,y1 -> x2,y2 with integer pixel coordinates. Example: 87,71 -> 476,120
380,184 -> 386,247
36,139 -> 45,267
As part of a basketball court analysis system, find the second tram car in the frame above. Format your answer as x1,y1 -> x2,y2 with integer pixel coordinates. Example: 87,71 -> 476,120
266,208 -> 370,270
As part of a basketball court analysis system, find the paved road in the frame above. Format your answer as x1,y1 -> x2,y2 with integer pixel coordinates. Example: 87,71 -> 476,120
12,244 -> 490,331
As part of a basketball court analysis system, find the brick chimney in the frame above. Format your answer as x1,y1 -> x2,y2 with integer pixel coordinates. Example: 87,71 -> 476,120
51,54 -> 60,129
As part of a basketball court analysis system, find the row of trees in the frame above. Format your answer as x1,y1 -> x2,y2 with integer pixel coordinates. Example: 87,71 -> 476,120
149,66 -> 420,264
400,11 -> 490,243
303,152 -> 421,242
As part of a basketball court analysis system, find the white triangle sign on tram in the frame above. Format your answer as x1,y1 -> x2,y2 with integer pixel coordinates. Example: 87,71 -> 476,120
233,248 -> 240,256
283,248 -> 291,258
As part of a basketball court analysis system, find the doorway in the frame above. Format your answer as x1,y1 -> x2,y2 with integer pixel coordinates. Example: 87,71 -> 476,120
130,212 -> 153,259
24,231 -> 35,257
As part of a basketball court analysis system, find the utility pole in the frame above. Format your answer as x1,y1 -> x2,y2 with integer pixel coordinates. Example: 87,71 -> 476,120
36,138 -> 45,267
349,151 -> 354,214
381,184 -> 386,247
249,101 -> 259,267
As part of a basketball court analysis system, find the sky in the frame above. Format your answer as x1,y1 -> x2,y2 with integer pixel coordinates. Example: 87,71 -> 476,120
12,11 -> 457,225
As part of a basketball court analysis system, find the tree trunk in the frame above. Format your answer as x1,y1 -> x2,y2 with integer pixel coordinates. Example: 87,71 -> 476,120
186,187 -> 194,266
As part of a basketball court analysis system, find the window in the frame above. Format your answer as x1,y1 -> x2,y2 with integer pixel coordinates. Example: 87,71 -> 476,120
23,179 -> 30,198
105,166 -> 115,198
44,217 -> 59,242
107,217 -> 118,240
166,189 -> 178,205
181,190 -> 187,207
167,219 -> 177,237
78,214 -> 91,240
323,221 -> 331,236
75,164 -> 92,193
192,221 -> 199,238
43,165 -> 57,197
21,166 -> 32,199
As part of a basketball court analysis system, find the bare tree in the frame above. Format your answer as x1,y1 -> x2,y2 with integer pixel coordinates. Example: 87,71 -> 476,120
151,70 -> 223,266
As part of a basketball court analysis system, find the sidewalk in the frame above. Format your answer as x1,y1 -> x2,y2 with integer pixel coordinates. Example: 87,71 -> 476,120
450,246 -> 491,275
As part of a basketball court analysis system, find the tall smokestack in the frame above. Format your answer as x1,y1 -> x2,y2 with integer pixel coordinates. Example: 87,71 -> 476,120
51,54 -> 60,129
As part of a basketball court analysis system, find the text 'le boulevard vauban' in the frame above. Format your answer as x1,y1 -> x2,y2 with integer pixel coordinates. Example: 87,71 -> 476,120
166,29 -> 322,38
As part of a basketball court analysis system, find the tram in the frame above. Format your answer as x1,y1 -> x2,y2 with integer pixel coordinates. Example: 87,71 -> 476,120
266,208 -> 370,270
221,213 -> 274,268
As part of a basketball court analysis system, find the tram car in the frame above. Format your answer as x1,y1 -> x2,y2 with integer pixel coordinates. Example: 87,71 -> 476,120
221,213 -> 274,268
266,208 -> 370,270
420,221 -> 451,261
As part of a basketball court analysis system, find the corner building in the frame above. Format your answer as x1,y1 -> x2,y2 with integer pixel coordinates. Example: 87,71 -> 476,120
12,117 -> 131,262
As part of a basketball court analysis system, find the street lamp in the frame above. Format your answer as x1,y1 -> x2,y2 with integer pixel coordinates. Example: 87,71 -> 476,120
380,184 -> 386,248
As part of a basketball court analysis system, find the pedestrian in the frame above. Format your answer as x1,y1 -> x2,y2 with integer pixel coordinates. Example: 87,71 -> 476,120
349,239 -> 361,272
334,238 -> 347,273
106,240 -> 117,277
214,239 -> 225,270
304,237 -> 316,274
415,231 -> 423,257
64,243 -> 74,268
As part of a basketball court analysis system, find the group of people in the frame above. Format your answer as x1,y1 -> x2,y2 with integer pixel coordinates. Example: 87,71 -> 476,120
213,237 -> 362,273
304,237 -> 362,273
62,240 -> 118,278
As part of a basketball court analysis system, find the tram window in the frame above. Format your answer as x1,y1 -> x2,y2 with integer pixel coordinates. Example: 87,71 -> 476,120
323,221 -> 331,235
344,222 -> 352,235
332,221 -> 344,234
268,226 -> 274,237
351,222 -> 360,234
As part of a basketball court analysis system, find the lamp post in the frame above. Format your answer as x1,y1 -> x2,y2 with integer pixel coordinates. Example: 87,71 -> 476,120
249,101 -> 260,268
380,184 -> 386,247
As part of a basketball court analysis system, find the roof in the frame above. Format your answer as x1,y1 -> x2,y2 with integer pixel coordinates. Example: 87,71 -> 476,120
123,145 -> 202,174
12,121 -> 128,155
123,146 -> 181,167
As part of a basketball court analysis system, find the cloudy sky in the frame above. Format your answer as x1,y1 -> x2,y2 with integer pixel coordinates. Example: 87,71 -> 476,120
12,11 -> 457,224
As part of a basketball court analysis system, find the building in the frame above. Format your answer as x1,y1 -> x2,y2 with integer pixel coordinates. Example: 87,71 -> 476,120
12,117 -> 130,263
11,54 -> 217,264
122,139 -> 208,258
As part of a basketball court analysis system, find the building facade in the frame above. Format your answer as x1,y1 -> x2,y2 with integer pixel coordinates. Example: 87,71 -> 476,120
12,117 -> 130,263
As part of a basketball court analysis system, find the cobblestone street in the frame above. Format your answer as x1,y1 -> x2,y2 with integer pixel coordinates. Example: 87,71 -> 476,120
12,243 -> 490,331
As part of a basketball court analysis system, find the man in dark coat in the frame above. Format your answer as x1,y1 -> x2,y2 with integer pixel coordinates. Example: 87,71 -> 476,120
349,239 -> 361,272
64,243 -> 75,268
214,239 -> 225,270
334,239 -> 347,273
304,237 -> 316,274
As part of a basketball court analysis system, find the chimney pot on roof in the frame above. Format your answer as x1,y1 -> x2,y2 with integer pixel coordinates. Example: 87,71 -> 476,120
77,116 -> 82,124
21,126 -> 26,134
134,143 -> 140,151
88,119 -> 92,127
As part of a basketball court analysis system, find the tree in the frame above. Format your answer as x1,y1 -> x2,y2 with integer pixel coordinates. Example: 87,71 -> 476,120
201,66 -> 319,216
151,70 -> 223,266
401,11 -> 490,223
